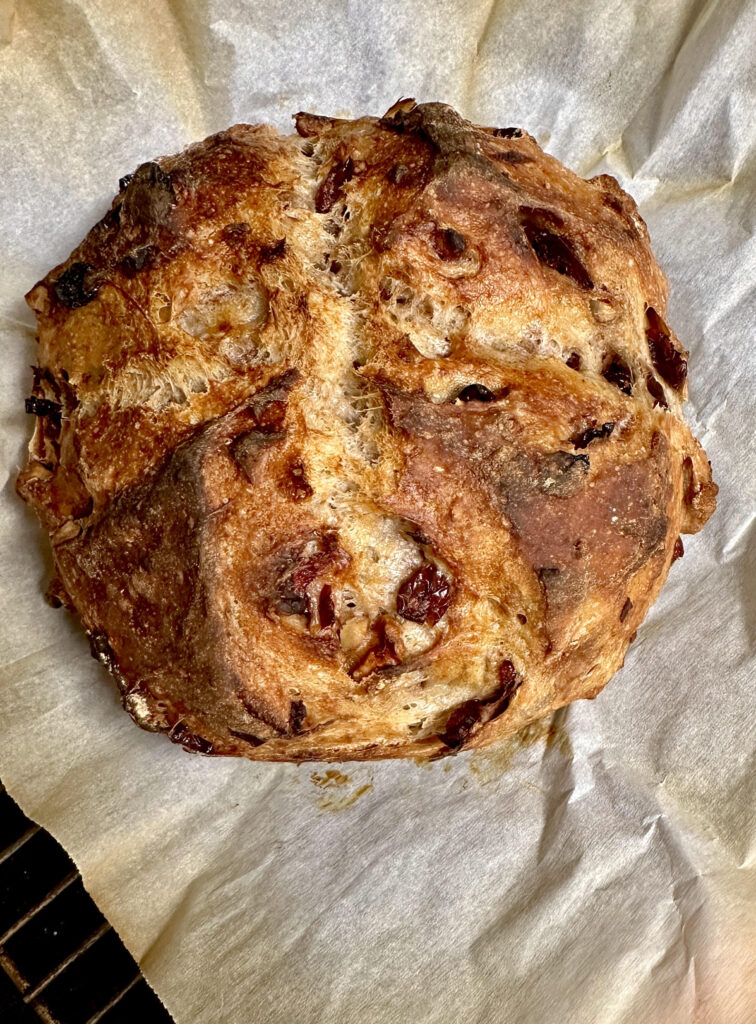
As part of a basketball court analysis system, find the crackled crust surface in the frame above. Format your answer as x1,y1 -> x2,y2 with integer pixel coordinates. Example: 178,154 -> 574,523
18,101 -> 716,761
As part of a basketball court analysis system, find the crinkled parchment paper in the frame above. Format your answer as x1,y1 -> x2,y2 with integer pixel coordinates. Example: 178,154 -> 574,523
0,1 -> 754,1021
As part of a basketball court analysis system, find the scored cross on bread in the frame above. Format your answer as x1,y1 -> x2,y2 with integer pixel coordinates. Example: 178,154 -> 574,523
18,100 -> 716,761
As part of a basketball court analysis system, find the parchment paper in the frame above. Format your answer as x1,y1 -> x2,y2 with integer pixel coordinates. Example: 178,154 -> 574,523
1,1 -> 754,1022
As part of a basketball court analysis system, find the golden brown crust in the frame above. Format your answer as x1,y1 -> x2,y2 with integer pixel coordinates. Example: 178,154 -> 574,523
17,101 -> 716,761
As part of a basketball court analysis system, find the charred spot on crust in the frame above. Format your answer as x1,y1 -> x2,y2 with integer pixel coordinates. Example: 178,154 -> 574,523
645,306 -> 688,390
120,161 -> 176,235
539,451 -> 590,496
380,101 -> 454,143
170,722 -> 215,755
120,245 -> 156,277
259,237 -> 287,263
602,352 -> 633,395
433,226 -> 467,260
520,207 -> 593,290
294,111 -> 338,138
620,598 -> 633,622
229,728 -> 266,746
105,203 -> 122,228
315,156 -> 354,214
396,563 -> 452,625
52,262 -> 100,309
25,396 -> 62,418
89,631 -> 114,665
570,421 -> 614,449
646,373 -> 668,409
179,732 -> 216,755
672,536 -> 684,562
379,102 -> 513,188
289,699 -> 307,734
492,127 -> 523,138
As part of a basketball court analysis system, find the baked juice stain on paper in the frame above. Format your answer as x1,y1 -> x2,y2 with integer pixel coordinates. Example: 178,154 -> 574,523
310,769 -> 373,811
469,713 -> 573,786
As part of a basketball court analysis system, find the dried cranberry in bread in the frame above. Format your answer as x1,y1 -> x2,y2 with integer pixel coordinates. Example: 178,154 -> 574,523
18,100 -> 716,761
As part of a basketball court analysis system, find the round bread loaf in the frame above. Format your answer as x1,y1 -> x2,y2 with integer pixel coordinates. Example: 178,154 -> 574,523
18,100 -> 716,761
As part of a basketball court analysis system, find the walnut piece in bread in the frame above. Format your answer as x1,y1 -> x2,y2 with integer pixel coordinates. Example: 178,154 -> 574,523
18,100 -> 716,761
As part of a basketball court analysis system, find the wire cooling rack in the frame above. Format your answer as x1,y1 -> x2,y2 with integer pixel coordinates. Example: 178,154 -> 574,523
0,782 -> 173,1024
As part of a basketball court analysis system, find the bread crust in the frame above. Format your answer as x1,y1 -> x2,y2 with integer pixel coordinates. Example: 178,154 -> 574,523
18,101 -> 716,761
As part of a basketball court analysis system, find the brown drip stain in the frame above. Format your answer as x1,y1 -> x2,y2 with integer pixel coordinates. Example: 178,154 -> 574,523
469,713 -> 573,785
310,769 -> 373,811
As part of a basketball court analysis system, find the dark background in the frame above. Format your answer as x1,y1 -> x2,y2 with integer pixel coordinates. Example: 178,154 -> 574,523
0,782 -> 172,1024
